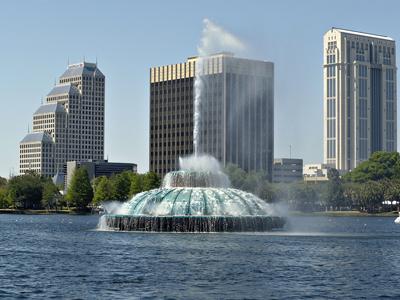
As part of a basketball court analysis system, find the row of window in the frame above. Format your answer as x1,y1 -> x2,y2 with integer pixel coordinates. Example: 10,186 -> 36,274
327,78 -> 336,97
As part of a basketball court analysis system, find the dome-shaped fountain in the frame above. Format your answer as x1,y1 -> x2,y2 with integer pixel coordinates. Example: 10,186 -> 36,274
103,156 -> 285,232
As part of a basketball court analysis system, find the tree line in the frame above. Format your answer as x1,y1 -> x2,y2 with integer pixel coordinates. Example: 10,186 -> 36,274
224,151 -> 400,213
1,151 -> 399,213
0,169 -> 160,211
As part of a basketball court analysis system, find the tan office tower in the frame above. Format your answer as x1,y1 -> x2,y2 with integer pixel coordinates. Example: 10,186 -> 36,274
19,62 -> 105,176
150,53 -> 274,179
323,28 -> 397,171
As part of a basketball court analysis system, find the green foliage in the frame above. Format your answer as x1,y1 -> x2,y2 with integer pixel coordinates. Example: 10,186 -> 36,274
344,151 -> 400,182
110,171 -> 132,201
143,172 -> 161,191
93,176 -> 112,205
91,171 -> 159,205
0,187 -> 11,208
0,176 -> 7,188
66,168 -> 93,209
130,173 -> 144,196
42,180 -> 61,210
7,173 -> 44,209
384,179 -> 400,205
224,164 -> 247,189
325,168 -> 346,209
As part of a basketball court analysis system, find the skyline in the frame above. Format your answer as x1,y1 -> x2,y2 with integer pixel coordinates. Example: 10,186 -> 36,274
2,0 -> 400,177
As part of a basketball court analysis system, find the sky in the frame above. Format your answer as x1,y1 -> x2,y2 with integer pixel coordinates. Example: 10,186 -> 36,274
1,0 -> 400,177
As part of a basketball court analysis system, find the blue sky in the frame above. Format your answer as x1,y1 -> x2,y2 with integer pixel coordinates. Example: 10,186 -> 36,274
1,0 -> 400,177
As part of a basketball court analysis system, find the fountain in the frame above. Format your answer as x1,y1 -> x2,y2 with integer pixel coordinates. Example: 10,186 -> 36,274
102,20 -> 284,232
102,156 -> 285,232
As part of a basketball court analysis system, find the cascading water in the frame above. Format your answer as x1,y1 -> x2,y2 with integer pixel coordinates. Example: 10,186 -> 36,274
101,155 -> 285,232
100,20 -> 284,232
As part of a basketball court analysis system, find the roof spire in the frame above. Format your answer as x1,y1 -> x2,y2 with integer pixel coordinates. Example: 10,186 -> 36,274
67,56 -> 70,67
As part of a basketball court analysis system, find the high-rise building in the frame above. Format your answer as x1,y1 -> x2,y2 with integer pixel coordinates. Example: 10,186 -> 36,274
323,28 -> 397,171
150,53 -> 274,179
20,62 -> 105,176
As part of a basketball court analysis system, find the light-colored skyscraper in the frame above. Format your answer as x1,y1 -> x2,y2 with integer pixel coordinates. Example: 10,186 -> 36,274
19,62 -> 105,176
150,53 -> 274,179
323,28 -> 396,171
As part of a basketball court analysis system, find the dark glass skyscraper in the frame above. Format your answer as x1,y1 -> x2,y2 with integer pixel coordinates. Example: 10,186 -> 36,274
150,53 -> 274,179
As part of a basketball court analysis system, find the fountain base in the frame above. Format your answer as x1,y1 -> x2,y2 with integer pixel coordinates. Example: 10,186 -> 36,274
105,215 -> 285,232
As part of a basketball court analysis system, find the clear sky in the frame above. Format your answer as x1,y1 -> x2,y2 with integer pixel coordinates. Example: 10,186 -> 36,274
1,0 -> 400,177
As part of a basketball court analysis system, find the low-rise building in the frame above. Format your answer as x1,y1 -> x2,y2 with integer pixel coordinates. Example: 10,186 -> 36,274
303,163 -> 331,182
273,158 -> 303,183
64,160 -> 138,190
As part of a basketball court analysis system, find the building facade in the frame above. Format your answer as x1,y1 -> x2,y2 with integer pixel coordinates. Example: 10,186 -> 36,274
272,158 -> 303,183
150,53 -> 274,179
323,28 -> 397,171
20,132 -> 55,176
303,163 -> 331,182
65,160 -> 137,189
20,62 -> 105,176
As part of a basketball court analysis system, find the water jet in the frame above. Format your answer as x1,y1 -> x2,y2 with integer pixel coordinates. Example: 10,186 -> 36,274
102,156 -> 285,232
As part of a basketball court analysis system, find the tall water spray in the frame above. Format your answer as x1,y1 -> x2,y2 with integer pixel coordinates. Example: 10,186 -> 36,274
193,19 -> 246,155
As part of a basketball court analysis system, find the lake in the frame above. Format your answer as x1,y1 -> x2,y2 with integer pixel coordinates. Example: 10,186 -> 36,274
1,214 -> 399,299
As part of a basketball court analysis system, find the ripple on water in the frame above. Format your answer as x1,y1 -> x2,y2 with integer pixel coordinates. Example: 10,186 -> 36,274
1,214 -> 400,299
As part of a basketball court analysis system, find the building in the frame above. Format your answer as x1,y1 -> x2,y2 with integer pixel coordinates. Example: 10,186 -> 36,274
273,158 -> 303,183
150,53 -> 274,179
20,132 -> 55,176
20,62 -> 105,176
323,28 -> 397,172
303,163 -> 331,182
65,160 -> 137,189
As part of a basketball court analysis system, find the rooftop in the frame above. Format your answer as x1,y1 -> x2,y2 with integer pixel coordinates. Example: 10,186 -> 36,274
331,27 -> 394,41
20,132 -> 54,144
34,103 -> 66,115
47,83 -> 80,97
60,62 -> 105,79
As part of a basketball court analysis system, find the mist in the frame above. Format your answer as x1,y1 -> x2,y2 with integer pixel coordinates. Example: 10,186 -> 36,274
193,19 -> 247,155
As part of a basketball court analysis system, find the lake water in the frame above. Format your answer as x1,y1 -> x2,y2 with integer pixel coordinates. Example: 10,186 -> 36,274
1,214 -> 400,299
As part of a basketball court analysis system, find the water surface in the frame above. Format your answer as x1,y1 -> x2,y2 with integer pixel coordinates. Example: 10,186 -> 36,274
1,214 -> 399,299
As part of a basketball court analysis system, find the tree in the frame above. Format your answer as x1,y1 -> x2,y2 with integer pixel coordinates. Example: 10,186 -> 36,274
7,173 -> 43,209
358,181 -> 385,213
93,176 -> 112,205
110,172 -> 132,201
383,179 -> 400,211
0,176 -> 7,188
143,172 -> 161,191
0,187 -> 11,209
285,182 -> 321,212
242,171 -> 265,194
344,151 -> 400,182
257,182 -> 276,203
130,173 -> 144,196
66,168 -> 93,209
325,168 -> 346,210
224,164 -> 247,189
42,180 -> 61,210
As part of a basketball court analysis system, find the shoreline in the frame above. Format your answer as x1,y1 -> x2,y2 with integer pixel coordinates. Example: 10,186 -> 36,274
0,209 -> 398,217
289,211 -> 399,217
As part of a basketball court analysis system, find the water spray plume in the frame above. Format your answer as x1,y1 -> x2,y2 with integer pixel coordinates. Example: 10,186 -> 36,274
193,18 -> 246,156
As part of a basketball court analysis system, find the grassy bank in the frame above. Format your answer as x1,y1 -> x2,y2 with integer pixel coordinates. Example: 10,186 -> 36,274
290,210 -> 399,217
